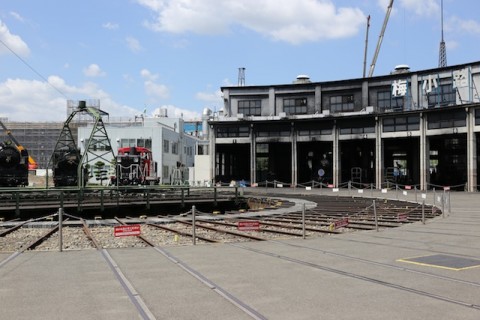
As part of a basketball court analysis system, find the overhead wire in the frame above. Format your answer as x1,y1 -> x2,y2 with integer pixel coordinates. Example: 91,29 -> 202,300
0,37 -> 69,99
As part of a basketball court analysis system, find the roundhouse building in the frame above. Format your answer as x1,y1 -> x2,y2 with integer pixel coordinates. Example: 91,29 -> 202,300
210,61 -> 480,191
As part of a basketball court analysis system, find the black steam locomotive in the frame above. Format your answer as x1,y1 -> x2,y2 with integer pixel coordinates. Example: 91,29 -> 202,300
52,147 -> 88,187
0,142 -> 29,187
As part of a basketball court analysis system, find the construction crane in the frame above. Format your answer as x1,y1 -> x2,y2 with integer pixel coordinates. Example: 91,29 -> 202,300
368,0 -> 394,77
0,120 -> 38,170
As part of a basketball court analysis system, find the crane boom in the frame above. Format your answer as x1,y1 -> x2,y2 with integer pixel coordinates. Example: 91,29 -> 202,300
368,0 -> 394,77
363,15 -> 371,78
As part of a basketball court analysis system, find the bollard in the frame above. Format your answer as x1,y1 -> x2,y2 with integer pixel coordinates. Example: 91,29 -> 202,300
422,200 -> 425,225
58,208 -> 63,252
192,205 -> 196,245
373,200 -> 379,232
302,203 -> 306,239
442,194 -> 445,218
414,186 -> 417,203
433,188 -> 436,205
146,188 -> 150,210
100,189 -> 104,212
448,191 -> 451,215
371,183 -> 374,197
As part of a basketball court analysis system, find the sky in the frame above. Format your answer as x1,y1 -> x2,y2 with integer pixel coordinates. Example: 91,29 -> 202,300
0,0 -> 479,122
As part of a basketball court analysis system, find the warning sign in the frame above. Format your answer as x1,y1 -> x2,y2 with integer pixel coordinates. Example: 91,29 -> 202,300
237,221 -> 260,231
114,225 -> 141,237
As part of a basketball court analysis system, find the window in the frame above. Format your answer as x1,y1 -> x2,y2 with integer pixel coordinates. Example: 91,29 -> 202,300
427,83 -> 456,107
283,98 -> 308,115
339,120 -> 375,135
383,115 -> 420,132
256,125 -> 290,137
163,139 -> 169,153
238,100 -> 261,116
428,111 -> 466,129
162,165 -> 169,179
172,142 -> 178,155
120,138 -> 136,148
217,126 -> 249,138
136,138 -> 152,149
330,95 -> 354,113
377,90 -> 404,111
297,123 -> 333,136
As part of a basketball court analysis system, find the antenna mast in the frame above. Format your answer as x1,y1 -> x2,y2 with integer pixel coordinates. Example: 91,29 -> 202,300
438,0 -> 447,67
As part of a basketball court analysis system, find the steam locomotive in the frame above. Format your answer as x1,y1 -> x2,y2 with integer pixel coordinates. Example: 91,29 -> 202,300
52,147 -> 87,187
0,142 -> 29,187
111,146 -> 159,186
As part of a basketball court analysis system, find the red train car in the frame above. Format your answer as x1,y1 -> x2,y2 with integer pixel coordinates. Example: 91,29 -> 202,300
111,146 -> 159,185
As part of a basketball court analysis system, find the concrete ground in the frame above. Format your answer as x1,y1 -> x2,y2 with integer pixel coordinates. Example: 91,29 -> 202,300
1,189 -> 479,320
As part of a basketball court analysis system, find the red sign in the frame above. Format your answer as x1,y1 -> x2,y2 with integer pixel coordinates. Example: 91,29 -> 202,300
114,225 -> 141,237
397,213 -> 408,222
443,186 -> 450,191
405,185 -> 412,190
237,221 -> 260,231
327,184 -> 334,188
334,218 -> 349,229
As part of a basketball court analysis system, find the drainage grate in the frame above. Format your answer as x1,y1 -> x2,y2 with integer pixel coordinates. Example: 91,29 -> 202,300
398,254 -> 480,271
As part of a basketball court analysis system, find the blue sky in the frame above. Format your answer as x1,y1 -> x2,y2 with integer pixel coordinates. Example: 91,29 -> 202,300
0,0 -> 479,122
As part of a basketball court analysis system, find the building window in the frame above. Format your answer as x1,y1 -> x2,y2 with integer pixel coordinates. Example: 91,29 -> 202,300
475,109 -> 480,126
377,90 -> 404,111
136,138 -> 152,149
217,126 -> 249,138
283,98 -> 308,115
172,142 -> 178,155
383,115 -> 420,132
120,138 -> 136,148
162,165 -> 169,179
428,111 -> 466,129
238,100 -> 261,116
330,94 -> 354,113
297,123 -> 333,136
339,120 -> 375,135
427,83 -> 456,107
163,139 -> 169,153
256,125 -> 290,137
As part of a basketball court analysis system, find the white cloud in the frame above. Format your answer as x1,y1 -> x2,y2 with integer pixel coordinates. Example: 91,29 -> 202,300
0,20 -> 30,56
126,36 -> 143,53
102,22 -> 119,30
144,81 -> 169,99
83,64 -> 106,77
9,12 -> 25,22
195,89 -> 222,104
140,69 -> 159,81
398,0 -> 439,17
137,0 -> 366,44
0,76 -> 141,122
152,105 -> 200,120
447,16 -> 480,35
140,68 -> 169,99
377,0 -> 439,17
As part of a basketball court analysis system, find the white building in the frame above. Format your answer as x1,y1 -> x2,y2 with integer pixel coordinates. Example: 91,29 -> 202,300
78,112 -> 210,185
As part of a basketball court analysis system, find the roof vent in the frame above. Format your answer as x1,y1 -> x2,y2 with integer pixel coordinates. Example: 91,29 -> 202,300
391,64 -> 410,74
294,74 -> 311,84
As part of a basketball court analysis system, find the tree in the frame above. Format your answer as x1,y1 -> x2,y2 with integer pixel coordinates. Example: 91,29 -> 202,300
93,161 -> 108,186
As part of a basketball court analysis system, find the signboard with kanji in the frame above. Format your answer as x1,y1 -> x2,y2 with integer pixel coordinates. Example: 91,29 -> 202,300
114,225 -> 141,237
